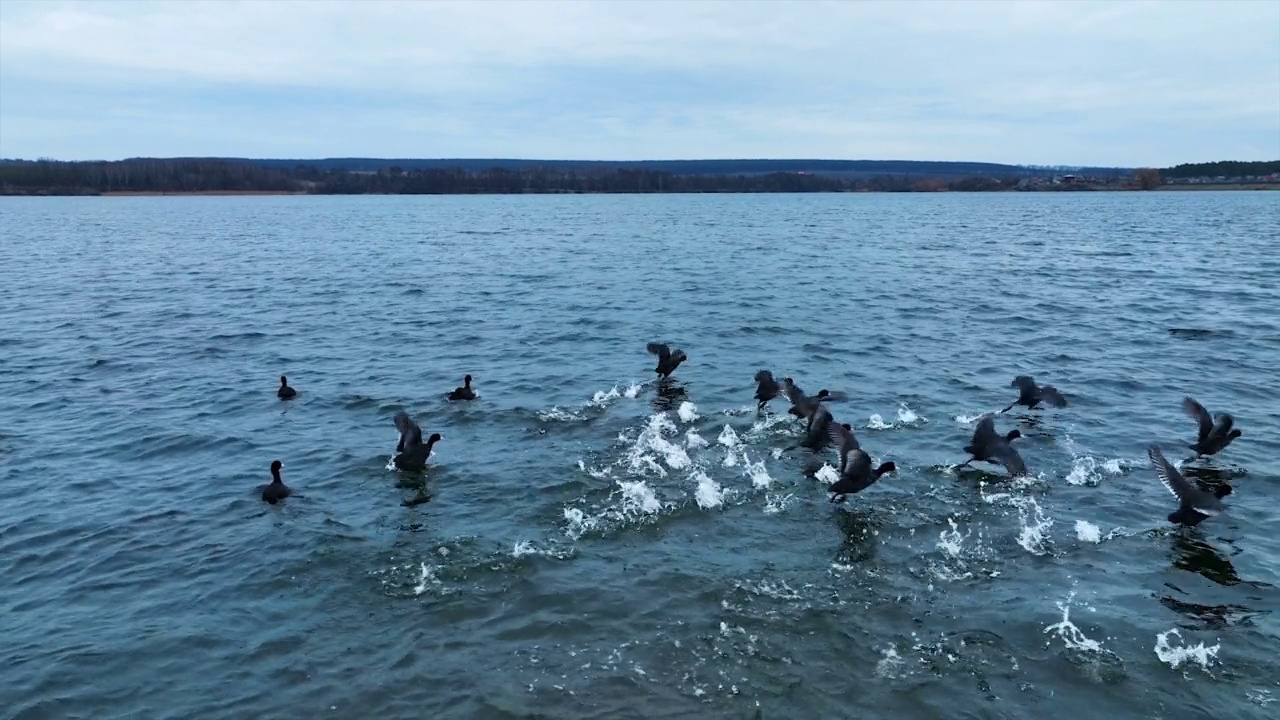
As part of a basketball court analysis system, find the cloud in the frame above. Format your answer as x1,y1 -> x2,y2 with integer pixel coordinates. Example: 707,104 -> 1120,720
1,0 -> 1276,165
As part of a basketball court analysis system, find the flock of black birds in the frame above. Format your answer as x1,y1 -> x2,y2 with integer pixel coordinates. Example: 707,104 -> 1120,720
261,344 -> 1247,528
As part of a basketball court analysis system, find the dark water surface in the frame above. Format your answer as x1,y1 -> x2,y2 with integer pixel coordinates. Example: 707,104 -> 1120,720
2,192 -> 1278,719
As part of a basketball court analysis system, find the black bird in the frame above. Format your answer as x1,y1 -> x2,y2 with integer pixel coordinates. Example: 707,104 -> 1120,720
448,374 -> 477,401
277,375 -> 297,399
1001,375 -> 1066,413
782,377 -> 830,419
394,432 -> 443,472
394,412 -> 423,454
1182,396 -> 1242,457
827,421 -> 860,475
961,414 -> 1026,476
1148,445 -> 1229,526
646,343 -> 687,378
829,449 -> 897,503
262,460 -> 292,504
754,370 -> 781,410
788,402 -> 834,452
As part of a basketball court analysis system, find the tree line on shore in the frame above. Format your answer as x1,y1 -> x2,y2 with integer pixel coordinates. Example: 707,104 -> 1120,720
0,157 -> 1273,196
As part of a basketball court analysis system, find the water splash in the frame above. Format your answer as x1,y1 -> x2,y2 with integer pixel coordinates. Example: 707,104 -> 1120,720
413,562 -> 440,596
897,402 -> 925,425
692,470 -> 727,510
717,425 -> 741,448
814,463 -> 840,485
874,645 -> 907,678
677,401 -> 699,423
563,507 -> 599,540
867,414 -> 893,430
1016,497 -> 1054,555
745,458 -> 772,489
537,406 -> 585,422
618,479 -> 663,514
624,413 -> 690,475
1043,592 -> 1104,653
1074,519 -> 1102,543
685,429 -> 708,449
1155,629 -> 1220,671
763,493 -> 794,514
512,541 -> 573,560
937,518 -> 968,558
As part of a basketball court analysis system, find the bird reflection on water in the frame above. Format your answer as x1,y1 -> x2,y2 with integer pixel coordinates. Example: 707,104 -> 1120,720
651,379 -> 688,412
832,508 -> 879,564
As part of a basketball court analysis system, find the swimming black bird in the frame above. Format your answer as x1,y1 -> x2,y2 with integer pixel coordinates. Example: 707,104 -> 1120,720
960,414 -> 1026,476
395,432 -> 442,472
1182,396 -> 1242,457
277,375 -> 297,399
1148,445 -> 1229,526
829,449 -> 897,503
262,460 -> 292,504
754,370 -> 781,410
448,374 -> 477,401
827,421 -> 860,475
1001,375 -> 1066,413
646,342 -> 687,378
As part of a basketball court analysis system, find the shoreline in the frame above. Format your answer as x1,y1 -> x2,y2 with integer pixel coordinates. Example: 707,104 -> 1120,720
1,184 -> 1275,197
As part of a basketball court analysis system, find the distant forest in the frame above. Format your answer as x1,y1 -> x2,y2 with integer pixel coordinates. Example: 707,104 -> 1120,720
0,157 -> 1272,196
1160,160 -> 1280,179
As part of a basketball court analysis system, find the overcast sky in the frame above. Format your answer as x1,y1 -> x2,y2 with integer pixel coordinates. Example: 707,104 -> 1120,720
1,0 -> 1276,166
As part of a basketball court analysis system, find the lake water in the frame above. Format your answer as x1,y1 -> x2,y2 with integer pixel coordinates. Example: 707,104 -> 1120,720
1,192 -> 1278,719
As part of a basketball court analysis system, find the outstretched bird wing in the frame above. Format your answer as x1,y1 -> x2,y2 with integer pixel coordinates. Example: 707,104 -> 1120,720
1148,445 -> 1224,515
969,414 -> 998,454
1182,397 -> 1214,443
827,422 -> 861,472
646,342 -> 671,365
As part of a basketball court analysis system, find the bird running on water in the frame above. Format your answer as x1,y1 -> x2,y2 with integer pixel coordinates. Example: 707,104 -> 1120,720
1182,396 -> 1242,458
1002,376 -> 1066,413
961,414 -> 1026,476
646,343 -> 687,379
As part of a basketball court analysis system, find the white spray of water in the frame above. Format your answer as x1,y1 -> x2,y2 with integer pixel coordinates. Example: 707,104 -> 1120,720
618,479 -> 663,514
692,469 -> 727,510
874,645 -> 906,678
1075,519 -> 1102,543
897,402 -> 924,424
1043,592 -> 1104,653
1155,629 -> 1220,671
1015,497 -> 1054,555
413,562 -> 440,596
814,464 -> 840,485
763,493 -> 794,514
677,401 -> 699,423
745,458 -> 773,489
937,518 -> 967,558
685,429 -> 708,449
624,413 -> 689,475
562,507 -> 599,540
